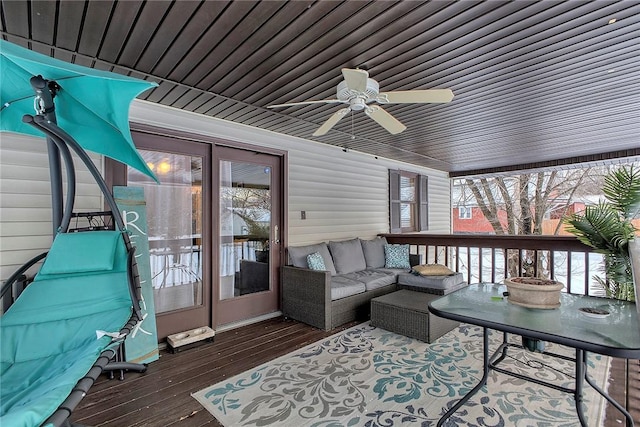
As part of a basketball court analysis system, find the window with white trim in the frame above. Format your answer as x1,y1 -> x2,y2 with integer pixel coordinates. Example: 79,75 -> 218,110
459,206 -> 472,219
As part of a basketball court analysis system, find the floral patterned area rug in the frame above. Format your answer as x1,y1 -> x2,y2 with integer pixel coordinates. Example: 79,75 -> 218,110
193,322 -> 611,426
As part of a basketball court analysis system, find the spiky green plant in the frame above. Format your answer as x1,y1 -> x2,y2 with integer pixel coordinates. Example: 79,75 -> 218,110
565,166 -> 640,301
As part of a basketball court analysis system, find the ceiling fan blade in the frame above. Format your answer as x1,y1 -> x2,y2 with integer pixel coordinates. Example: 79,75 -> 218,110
377,89 -> 454,104
341,68 -> 369,92
365,106 -> 406,134
267,99 -> 343,108
312,107 -> 350,136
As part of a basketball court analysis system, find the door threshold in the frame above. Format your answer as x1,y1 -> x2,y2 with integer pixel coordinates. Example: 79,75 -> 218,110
216,311 -> 282,333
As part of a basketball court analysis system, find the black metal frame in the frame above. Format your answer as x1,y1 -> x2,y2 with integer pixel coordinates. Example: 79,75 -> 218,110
434,329 -> 634,427
429,291 -> 637,427
2,76 -> 147,427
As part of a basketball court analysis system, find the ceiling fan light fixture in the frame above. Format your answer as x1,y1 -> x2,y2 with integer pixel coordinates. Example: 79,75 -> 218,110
350,97 -> 367,111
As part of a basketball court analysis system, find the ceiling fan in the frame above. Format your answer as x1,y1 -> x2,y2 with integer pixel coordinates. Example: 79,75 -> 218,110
267,68 -> 454,136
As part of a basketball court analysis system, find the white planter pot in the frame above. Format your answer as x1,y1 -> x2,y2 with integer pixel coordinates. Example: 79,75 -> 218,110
504,277 -> 564,309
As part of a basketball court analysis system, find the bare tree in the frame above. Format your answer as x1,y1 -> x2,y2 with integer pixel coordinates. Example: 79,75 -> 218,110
460,169 -> 598,236
459,168 -> 595,277
454,163 -> 639,281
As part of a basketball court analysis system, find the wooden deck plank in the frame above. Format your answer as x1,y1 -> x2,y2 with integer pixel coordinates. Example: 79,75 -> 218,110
72,318 -> 355,426
101,330 -> 330,425
71,317 -> 639,426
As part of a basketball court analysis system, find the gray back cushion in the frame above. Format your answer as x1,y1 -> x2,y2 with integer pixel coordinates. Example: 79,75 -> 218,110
287,243 -> 336,275
329,238 -> 367,274
360,236 -> 388,268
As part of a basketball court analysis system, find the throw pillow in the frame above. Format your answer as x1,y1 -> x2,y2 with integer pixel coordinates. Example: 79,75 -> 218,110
38,231 -> 121,275
413,264 -> 455,276
384,244 -> 410,269
307,252 -> 326,271
287,243 -> 337,275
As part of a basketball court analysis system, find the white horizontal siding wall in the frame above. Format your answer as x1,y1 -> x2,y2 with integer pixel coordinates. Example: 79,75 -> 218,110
0,133 -> 103,281
285,144 -> 451,245
129,100 -> 451,247
428,173 -> 452,233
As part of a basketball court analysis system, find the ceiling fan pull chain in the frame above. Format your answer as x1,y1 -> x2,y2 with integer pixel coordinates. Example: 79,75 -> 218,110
351,110 -> 356,140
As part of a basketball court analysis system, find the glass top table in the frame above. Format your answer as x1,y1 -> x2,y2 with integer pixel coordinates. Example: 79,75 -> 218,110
428,283 -> 640,426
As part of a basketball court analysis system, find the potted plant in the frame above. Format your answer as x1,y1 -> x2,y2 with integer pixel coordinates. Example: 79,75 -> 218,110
565,166 -> 640,301
504,277 -> 564,309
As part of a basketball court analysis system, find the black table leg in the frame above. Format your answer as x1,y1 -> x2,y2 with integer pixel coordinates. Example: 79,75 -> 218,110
582,352 -> 635,427
575,348 -> 587,426
489,331 -> 509,366
437,330 -> 634,426
437,327 -> 490,427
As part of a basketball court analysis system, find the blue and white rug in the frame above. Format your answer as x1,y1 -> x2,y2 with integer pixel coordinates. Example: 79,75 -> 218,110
193,322 -> 610,426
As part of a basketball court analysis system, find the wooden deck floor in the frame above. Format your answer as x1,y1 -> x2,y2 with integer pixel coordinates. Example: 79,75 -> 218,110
72,317 -> 639,426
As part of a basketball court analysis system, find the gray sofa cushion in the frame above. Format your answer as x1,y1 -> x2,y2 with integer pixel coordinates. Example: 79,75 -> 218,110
397,272 -> 465,290
360,237 -> 387,268
329,238 -> 366,274
374,267 -> 412,275
342,269 -> 396,291
330,276 -> 366,301
288,243 -> 337,275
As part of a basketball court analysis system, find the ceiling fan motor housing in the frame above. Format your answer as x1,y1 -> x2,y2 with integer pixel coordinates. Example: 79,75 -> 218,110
337,78 -> 379,108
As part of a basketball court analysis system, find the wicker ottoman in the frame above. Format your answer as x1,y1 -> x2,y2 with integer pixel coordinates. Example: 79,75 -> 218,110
370,290 -> 459,343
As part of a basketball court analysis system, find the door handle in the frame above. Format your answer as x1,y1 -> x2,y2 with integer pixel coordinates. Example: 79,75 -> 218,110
274,225 -> 280,245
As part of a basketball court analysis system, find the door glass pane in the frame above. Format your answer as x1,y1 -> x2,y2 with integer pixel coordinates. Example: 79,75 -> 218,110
128,151 -> 203,314
219,161 -> 271,300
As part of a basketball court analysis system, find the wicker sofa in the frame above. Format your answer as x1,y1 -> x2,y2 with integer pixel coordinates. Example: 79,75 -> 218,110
282,237 -> 419,330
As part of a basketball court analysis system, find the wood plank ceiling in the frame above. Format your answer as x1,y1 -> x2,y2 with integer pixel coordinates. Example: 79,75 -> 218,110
1,1 -> 639,176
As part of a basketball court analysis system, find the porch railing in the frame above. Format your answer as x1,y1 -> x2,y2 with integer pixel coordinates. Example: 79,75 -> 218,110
381,234 -> 604,297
